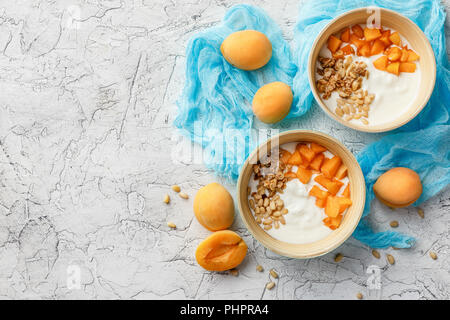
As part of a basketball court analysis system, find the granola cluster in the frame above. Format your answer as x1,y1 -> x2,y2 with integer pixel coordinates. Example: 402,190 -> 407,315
316,55 -> 375,125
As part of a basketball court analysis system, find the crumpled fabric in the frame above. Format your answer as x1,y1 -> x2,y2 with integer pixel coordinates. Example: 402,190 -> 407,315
175,0 -> 450,249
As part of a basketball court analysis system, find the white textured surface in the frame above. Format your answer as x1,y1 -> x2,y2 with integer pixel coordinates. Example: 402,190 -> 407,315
0,0 -> 448,300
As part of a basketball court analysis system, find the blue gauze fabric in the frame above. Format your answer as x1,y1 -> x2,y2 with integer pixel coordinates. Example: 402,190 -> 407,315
175,1 -> 449,249
293,0 -> 449,248
174,4 -> 297,180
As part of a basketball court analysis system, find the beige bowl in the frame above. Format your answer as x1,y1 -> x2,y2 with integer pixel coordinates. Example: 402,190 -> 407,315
308,7 -> 436,133
237,130 -> 365,259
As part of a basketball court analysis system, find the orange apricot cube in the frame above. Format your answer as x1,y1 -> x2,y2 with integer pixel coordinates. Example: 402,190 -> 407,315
316,198 -> 327,208
321,155 -> 342,178
325,196 -> 340,218
341,28 -> 351,42
407,50 -> 420,62
350,34 -> 367,49
379,30 -> 392,46
370,39 -> 386,56
329,215 -> 343,229
287,150 -> 302,166
351,24 -> 364,38
309,153 -> 325,171
335,163 -> 348,180
309,185 -> 329,200
310,142 -> 327,154
358,43 -> 371,57
279,148 -> 292,164
342,184 -> 350,198
400,49 -> 409,62
386,62 -> 400,76
387,47 -> 402,61
399,62 -> 416,73
389,32 -> 401,46
337,197 -> 352,214
314,175 -> 343,196
327,35 -> 342,53
364,27 -> 382,41
340,44 -> 355,56
373,55 -> 389,71
284,171 -> 297,180
298,144 -> 316,163
296,167 -> 312,184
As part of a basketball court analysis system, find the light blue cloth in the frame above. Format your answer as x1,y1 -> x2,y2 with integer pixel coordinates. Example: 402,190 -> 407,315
293,0 -> 449,248
175,1 -> 449,249
174,4 -> 297,180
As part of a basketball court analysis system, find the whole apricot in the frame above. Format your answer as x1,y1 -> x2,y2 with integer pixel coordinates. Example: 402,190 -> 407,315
252,82 -> 293,124
194,183 -> 234,231
220,30 -> 272,71
373,167 -> 422,208
195,230 -> 248,271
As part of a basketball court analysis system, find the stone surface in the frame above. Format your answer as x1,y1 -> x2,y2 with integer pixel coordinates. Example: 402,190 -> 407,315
0,0 -> 448,300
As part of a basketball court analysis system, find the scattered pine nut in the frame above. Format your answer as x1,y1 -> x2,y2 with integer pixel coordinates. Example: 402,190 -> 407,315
386,254 -> 395,265
429,251 -> 437,260
163,194 -> 170,204
390,220 -> 399,228
372,249 -> 380,259
167,222 -> 176,229
334,253 -> 343,262
256,265 -> 264,272
356,292 -> 363,300
269,269 -> 279,279
230,269 -> 239,276
171,185 -> 181,193
417,208 -> 424,218
266,282 -> 275,290
179,192 -> 189,199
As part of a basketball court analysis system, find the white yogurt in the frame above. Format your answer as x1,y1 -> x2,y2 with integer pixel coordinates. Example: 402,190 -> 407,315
265,179 -> 332,244
316,29 -> 421,126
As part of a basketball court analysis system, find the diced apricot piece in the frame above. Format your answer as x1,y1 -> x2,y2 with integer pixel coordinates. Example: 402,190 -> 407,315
342,184 -> 350,198
314,175 -> 343,196
329,215 -> 343,229
340,44 -> 355,56
351,24 -> 364,38
298,144 -> 316,163
310,142 -> 327,154
358,43 -> 371,57
386,62 -> 400,76
340,28 -> 350,42
325,196 -> 340,218
364,27 -> 381,41
287,150 -> 302,165
323,217 -> 331,226
373,55 -> 389,71
296,167 -> 312,184
400,48 -> 409,62
309,185 -> 329,200
379,30 -> 392,46
389,32 -> 401,46
399,62 -> 416,73
337,197 -> 353,214
387,47 -> 402,61
407,50 -> 420,62
370,39 -> 386,56
279,148 -> 292,164
327,35 -> 342,53
195,230 -> 248,271
350,34 -> 367,49
316,198 -> 327,208
284,171 -> 297,180
309,153 -> 325,171
321,155 -> 342,178
335,164 -> 348,180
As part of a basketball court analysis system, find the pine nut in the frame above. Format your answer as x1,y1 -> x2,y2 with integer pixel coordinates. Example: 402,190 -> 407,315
429,251 -> 437,260
274,221 -> 280,229
256,265 -> 264,272
356,292 -> 363,299
279,216 -> 286,225
361,118 -> 369,125
179,192 -> 189,199
417,208 -> 424,218
334,253 -> 343,262
269,269 -> 279,279
171,185 -> 181,193
386,254 -> 395,265
264,225 -> 272,231
230,269 -> 239,276
266,282 -> 275,290
390,220 -> 399,228
167,222 -> 176,229
263,219 -> 272,225
163,194 -> 170,204
372,249 -> 381,259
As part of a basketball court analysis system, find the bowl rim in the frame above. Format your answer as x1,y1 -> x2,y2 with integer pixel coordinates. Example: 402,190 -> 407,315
237,130 -> 366,259
307,7 -> 437,133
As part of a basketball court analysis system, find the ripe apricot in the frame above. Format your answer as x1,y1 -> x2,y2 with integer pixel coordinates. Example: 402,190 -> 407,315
195,230 -> 248,271
252,81 -> 293,124
194,183 -> 235,231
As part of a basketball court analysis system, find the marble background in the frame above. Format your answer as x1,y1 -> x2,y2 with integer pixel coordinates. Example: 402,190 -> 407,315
0,0 -> 448,300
